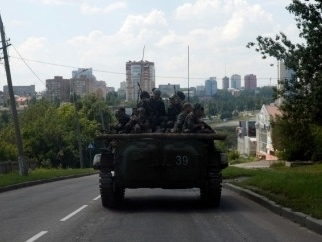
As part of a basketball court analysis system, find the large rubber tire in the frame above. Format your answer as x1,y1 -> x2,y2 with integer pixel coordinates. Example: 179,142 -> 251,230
100,172 -> 125,208
200,170 -> 222,207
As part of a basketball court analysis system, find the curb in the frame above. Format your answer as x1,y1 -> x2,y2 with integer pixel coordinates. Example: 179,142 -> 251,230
0,172 -> 98,193
223,182 -> 322,236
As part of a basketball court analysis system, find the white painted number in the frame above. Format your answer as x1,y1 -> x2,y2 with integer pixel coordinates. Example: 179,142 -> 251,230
176,155 -> 189,166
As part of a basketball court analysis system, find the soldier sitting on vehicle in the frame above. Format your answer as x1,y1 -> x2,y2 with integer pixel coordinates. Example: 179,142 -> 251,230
113,106 -> 130,133
149,89 -> 167,132
124,107 -> 152,133
175,91 -> 186,110
166,94 -> 182,130
137,91 -> 152,117
183,103 -> 214,133
171,102 -> 193,133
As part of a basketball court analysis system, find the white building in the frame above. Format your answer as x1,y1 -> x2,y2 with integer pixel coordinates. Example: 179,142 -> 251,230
237,120 -> 257,156
256,104 -> 281,160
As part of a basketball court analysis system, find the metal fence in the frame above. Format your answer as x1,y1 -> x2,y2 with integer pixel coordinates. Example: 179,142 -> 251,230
0,161 -> 37,174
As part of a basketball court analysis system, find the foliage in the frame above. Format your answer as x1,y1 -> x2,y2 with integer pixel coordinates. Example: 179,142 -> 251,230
80,94 -> 114,130
0,111 -> 10,129
247,0 -> 322,161
214,126 -> 237,151
227,150 -> 240,162
106,92 -> 122,106
0,97 -> 112,167
309,124 -> 322,161
271,115 -> 314,161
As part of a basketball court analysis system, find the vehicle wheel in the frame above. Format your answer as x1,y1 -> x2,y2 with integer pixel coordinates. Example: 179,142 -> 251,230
100,172 -> 125,208
200,170 -> 222,207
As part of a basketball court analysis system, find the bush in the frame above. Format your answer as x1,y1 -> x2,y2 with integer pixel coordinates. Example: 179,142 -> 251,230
228,150 -> 239,162
39,159 -> 52,169
310,124 -> 322,162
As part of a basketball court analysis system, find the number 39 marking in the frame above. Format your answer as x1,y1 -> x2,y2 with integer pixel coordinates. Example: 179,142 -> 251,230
176,155 -> 189,166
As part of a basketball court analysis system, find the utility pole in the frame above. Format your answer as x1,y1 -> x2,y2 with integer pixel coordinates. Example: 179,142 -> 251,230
73,69 -> 88,168
188,45 -> 190,102
0,15 -> 28,176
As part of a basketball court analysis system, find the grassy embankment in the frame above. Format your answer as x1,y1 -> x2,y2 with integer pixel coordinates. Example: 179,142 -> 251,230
0,168 -> 96,188
223,164 -> 322,219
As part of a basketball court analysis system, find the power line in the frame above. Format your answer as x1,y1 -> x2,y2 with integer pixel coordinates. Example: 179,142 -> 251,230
8,55 -> 279,82
10,45 -> 46,87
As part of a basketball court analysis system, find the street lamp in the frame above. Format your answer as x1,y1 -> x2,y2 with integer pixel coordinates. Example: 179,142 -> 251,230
73,68 -> 88,168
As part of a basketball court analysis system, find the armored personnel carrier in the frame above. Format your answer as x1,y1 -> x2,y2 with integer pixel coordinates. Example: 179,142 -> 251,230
94,133 -> 227,208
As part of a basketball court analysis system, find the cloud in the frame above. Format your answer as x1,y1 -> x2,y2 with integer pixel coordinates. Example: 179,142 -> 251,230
119,9 -> 168,38
32,0 -> 78,5
17,37 -> 51,57
80,2 -> 127,15
174,0 -> 222,19
7,1 -> 294,90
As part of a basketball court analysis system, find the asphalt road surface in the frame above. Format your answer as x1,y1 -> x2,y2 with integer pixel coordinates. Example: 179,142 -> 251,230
0,174 -> 321,242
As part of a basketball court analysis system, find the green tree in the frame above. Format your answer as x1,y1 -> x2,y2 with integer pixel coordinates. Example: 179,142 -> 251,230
0,124 -> 17,161
247,0 -> 322,161
81,94 -> 114,130
106,92 -> 122,106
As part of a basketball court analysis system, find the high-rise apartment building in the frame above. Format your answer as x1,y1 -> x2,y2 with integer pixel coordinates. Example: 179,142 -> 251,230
118,81 -> 126,98
46,76 -> 70,102
46,68 -> 102,102
126,60 -> 155,101
222,76 -> 229,90
244,74 -> 257,90
231,74 -> 241,89
72,68 -> 95,97
277,61 -> 295,106
205,77 -> 217,96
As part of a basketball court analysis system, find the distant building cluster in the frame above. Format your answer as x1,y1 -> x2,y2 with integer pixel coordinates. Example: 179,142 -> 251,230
45,68 -> 111,102
2,57 -> 281,106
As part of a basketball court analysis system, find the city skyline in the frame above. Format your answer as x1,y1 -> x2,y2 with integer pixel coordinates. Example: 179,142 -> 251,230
0,0 -> 298,92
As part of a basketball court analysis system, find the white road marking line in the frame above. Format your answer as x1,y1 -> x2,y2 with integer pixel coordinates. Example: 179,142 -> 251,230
25,231 -> 48,242
60,205 -> 88,222
93,195 -> 101,200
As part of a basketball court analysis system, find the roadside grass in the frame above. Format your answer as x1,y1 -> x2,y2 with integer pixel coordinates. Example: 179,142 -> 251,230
0,168 -> 96,188
223,164 -> 322,219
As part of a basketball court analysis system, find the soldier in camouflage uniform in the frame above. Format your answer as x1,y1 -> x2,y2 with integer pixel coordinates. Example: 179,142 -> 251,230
149,89 -> 167,131
137,91 -> 152,117
124,107 -> 152,133
183,103 -> 214,133
114,106 -> 130,133
176,91 -> 186,110
166,94 -> 182,129
172,102 -> 192,133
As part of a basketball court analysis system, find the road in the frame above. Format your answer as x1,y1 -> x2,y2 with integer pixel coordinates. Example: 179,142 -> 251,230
0,174 -> 321,242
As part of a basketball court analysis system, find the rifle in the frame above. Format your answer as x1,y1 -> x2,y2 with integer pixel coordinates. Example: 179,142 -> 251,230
137,82 -> 142,105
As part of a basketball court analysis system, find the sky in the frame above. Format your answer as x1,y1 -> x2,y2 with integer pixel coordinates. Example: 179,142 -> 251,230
0,0 -> 302,92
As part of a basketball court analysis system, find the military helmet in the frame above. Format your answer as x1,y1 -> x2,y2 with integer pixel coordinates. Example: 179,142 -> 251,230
176,91 -> 185,100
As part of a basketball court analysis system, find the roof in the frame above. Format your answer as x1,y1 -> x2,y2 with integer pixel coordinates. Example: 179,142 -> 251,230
264,104 -> 281,117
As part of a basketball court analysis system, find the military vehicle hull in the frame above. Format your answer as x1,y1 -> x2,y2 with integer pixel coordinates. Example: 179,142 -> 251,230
95,133 -> 227,208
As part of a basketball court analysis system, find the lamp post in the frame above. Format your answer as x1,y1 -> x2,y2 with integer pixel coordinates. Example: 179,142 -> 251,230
73,68 -> 88,168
